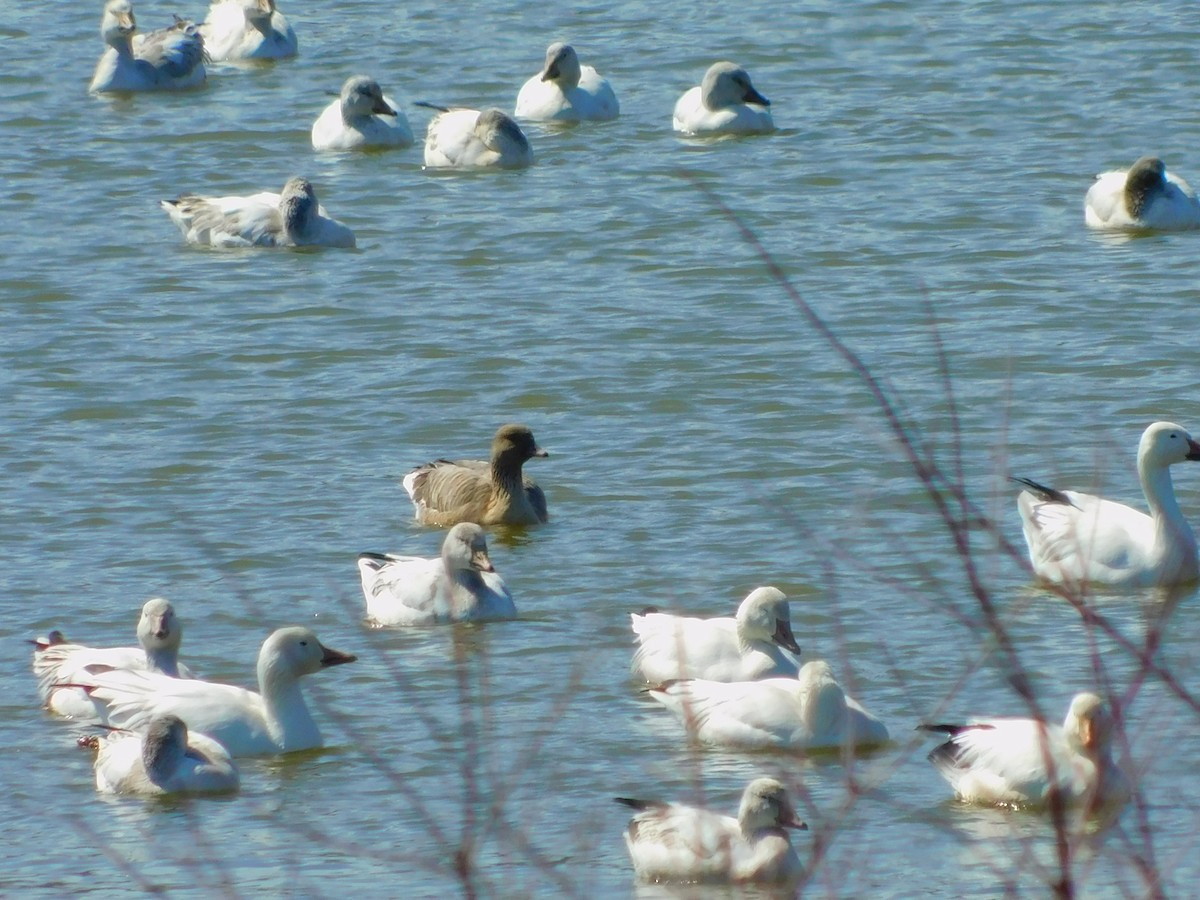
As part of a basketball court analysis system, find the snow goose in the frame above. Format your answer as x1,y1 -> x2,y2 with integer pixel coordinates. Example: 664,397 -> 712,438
160,176 -> 356,248
403,424 -> 549,527
1014,421 -> 1200,588
67,626 -> 356,756
79,715 -> 239,795
514,42 -> 619,122
200,0 -> 297,62
90,0 -> 206,94
672,61 -> 774,136
1084,156 -> 1200,231
358,523 -> 515,626
616,777 -> 805,883
920,693 -> 1130,810
33,598 -> 192,721
631,587 -> 801,683
423,107 -> 534,169
312,76 -> 413,151
648,660 -> 888,751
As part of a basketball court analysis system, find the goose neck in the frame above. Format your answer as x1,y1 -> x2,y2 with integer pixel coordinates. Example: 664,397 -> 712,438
489,456 -> 524,497
144,645 -> 181,677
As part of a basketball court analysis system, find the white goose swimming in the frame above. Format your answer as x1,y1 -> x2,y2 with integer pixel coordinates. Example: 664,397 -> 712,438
80,715 -> 239,795
921,693 -> 1130,810
402,424 -> 549,527
160,176 -> 356,248
648,660 -> 889,751
312,76 -> 413,151
33,598 -> 193,721
1014,421 -> 1200,588
672,61 -> 774,136
200,0 -> 297,62
90,0 -> 207,94
1084,156 -> 1200,231
617,777 -> 806,883
423,106 -> 534,169
358,523 -> 515,626
630,587 -> 801,683
67,626 -> 356,756
514,43 -> 619,122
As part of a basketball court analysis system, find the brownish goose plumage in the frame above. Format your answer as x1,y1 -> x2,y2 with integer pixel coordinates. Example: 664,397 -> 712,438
402,424 -> 549,526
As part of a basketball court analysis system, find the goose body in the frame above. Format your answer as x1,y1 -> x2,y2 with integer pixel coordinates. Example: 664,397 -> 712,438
83,715 -> 239,795
649,660 -> 888,751
359,523 -> 515,626
312,76 -> 412,151
423,108 -> 534,169
617,778 -> 805,883
1084,157 -> 1200,231
1015,421 -> 1200,588
403,424 -> 548,527
90,0 -> 206,93
921,693 -> 1130,810
200,0 -> 296,61
672,61 -> 773,136
160,176 -> 355,248
33,598 -> 192,721
67,627 -> 356,756
514,43 -> 619,122
631,587 -> 801,683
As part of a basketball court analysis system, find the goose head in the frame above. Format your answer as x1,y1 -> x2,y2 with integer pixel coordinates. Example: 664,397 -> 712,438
101,0 -> 137,47
442,522 -> 496,574
700,61 -> 769,111
136,597 -> 182,653
1063,692 -> 1116,757
474,109 -> 531,161
735,587 -> 800,655
233,0 -> 277,26
1123,156 -> 1168,219
1137,421 -> 1200,470
257,626 -> 357,690
737,778 -> 806,837
142,714 -> 190,782
340,76 -> 396,122
540,42 -> 582,89
278,176 -> 318,234
491,423 -> 548,465
795,660 -> 848,732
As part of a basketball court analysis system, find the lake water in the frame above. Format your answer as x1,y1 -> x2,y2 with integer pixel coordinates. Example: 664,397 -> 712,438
2,0 -> 1199,896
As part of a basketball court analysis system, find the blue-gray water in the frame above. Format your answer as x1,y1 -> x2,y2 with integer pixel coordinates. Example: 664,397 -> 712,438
2,0 -> 1199,896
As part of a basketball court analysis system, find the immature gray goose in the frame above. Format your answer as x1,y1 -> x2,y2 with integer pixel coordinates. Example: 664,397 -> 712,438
90,0 -> 206,93
80,714 -> 239,795
402,424 -> 549,526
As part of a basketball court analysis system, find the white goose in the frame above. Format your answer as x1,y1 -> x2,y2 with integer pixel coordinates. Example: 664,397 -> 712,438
630,587 -> 801,683
80,715 -> 239,795
200,0 -> 297,62
617,777 -> 806,883
33,598 -> 193,721
90,0 -> 207,93
648,660 -> 889,751
160,176 -> 356,248
1014,421 -> 1200,588
672,61 -> 774,136
358,523 -> 515,626
67,626 -> 356,756
514,43 -> 619,122
921,693 -> 1130,810
423,106 -> 534,169
1084,157 -> 1200,231
312,76 -> 413,151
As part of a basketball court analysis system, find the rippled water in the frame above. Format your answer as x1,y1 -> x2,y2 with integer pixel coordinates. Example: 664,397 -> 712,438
3,0 -> 1200,896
